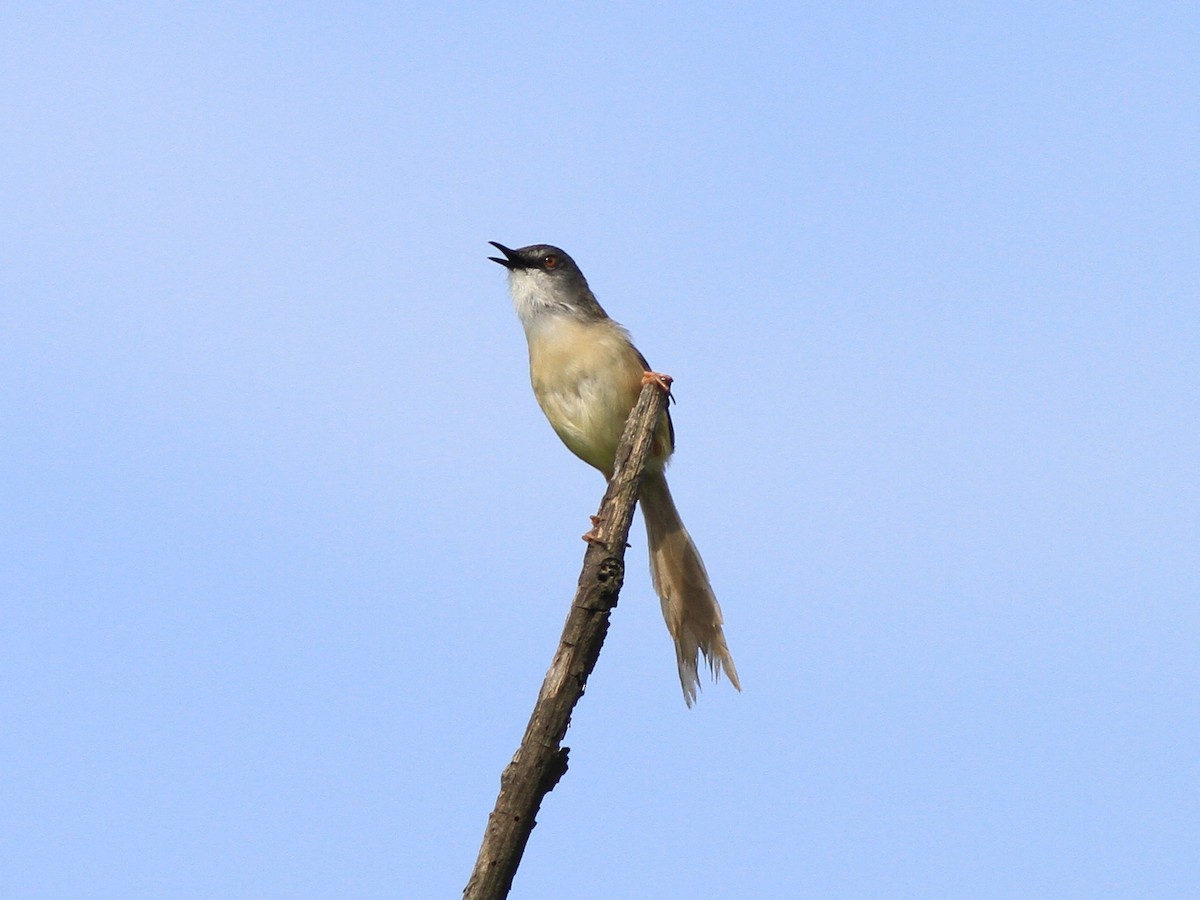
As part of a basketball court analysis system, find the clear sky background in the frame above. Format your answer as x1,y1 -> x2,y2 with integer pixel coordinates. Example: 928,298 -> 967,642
2,3 -> 1196,898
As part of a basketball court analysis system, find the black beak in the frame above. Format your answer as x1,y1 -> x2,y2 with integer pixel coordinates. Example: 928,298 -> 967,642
488,241 -> 525,270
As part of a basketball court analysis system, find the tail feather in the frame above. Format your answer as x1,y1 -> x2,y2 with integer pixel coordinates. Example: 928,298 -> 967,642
640,473 -> 740,706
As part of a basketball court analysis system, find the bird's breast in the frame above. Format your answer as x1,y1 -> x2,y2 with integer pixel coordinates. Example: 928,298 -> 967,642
525,316 -> 657,475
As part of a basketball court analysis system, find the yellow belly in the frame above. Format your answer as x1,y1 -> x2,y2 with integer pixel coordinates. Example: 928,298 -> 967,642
526,317 -> 671,477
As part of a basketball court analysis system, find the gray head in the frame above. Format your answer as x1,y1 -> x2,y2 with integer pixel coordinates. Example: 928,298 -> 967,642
488,242 -> 608,324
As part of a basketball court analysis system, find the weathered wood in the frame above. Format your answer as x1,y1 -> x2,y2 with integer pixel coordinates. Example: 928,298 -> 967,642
463,380 -> 671,900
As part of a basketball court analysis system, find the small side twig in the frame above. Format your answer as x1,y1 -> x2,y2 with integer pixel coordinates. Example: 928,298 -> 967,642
462,380 -> 671,900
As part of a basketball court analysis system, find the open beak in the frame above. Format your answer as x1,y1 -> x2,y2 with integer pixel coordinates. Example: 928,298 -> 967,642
488,241 -> 525,270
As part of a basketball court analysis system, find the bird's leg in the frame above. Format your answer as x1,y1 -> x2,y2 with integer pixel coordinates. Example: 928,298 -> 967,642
582,515 -> 631,548
582,515 -> 604,545
641,370 -> 674,397
641,371 -> 673,389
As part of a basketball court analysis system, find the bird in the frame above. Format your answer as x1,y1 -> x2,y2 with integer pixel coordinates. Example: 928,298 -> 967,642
489,241 -> 740,706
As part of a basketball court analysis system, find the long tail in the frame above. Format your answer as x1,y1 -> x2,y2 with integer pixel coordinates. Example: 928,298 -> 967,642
639,472 -> 741,706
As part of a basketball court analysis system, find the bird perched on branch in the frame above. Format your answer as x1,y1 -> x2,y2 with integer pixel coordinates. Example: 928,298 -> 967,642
489,241 -> 740,706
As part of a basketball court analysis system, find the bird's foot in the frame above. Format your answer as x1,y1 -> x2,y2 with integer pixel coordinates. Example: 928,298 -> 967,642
582,515 -> 605,545
641,370 -> 674,396
582,516 -> 631,548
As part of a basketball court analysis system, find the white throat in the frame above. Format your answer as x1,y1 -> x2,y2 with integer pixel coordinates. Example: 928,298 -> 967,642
508,270 -> 576,335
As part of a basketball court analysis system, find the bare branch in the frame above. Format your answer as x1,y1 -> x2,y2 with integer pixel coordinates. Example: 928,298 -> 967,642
463,380 -> 671,900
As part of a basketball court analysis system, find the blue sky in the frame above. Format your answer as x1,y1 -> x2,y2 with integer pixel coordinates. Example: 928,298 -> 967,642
2,3 -> 1196,897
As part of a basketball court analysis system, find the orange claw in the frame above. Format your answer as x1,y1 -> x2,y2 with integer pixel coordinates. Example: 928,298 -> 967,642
641,370 -> 674,395
582,515 -> 604,544
581,516 -> 630,548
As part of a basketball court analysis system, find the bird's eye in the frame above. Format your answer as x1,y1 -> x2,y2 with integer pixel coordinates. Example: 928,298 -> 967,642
543,255 -> 559,269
